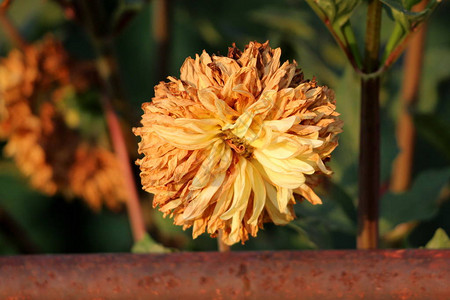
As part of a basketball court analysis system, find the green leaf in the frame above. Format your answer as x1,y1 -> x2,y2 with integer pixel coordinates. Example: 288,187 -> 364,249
131,233 -> 172,254
305,0 -> 362,67
414,113 -> 450,161
381,0 -> 434,30
381,0 -> 441,63
383,0 -> 423,13
287,223 -> 319,249
306,0 -> 362,27
425,228 -> 450,249
381,168 -> 450,229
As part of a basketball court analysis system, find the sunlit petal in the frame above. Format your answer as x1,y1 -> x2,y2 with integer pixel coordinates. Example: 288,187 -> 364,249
134,41 -> 342,245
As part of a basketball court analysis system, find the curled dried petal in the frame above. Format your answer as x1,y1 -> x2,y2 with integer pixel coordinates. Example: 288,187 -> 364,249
134,42 -> 342,245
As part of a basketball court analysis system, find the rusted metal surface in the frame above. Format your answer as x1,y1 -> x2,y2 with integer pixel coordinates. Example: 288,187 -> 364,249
0,250 -> 449,299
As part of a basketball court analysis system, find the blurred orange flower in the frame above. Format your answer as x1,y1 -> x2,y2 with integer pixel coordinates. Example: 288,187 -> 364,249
135,41 -> 343,245
0,36 -> 126,211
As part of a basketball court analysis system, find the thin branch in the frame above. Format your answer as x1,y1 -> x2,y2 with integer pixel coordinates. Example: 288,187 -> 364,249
152,0 -> 172,82
324,19 -> 361,72
342,21 -> 363,69
0,0 -> 12,10
0,2 -> 29,50
103,97 -> 146,242
78,0 -> 146,242
304,0 -> 362,72
390,0 -> 428,192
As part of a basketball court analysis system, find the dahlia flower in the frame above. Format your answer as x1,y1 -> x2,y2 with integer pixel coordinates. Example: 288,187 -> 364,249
0,36 -> 126,211
134,41 -> 342,245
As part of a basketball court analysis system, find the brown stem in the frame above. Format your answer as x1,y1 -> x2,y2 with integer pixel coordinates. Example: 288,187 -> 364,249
390,0 -> 428,192
0,0 -> 12,10
358,77 -> 380,249
103,98 -> 146,242
217,230 -> 230,252
0,207 -> 40,254
78,0 -> 146,242
152,0 -> 172,82
382,34 -> 413,71
0,7 -> 29,50
357,0 -> 382,249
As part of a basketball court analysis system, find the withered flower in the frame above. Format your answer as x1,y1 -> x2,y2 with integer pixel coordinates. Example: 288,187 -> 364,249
134,42 -> 343,245
0,36 -> 126,211
69,144 -> 128,211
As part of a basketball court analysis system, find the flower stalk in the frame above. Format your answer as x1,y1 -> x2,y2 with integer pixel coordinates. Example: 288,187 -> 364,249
358,0 -> 382,249
152,0 -> 172,82
218,230 -> 230,252
78,0 -> 146,242
103,97 -> 146,242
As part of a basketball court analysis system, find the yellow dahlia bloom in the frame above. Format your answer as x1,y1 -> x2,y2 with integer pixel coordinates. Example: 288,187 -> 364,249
134,41 -> 343,245
0,36 -> 126,211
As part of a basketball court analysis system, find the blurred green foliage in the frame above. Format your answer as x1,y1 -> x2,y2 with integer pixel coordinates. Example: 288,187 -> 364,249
425,228 -> 450,249
0,0 -> 449,253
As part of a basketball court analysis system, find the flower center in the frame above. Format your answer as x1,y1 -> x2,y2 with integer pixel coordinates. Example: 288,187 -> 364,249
222,129 -> 254,158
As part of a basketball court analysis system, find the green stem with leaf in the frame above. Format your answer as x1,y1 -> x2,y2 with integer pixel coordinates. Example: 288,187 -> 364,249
304,0 -> 362,72
342,21 -> 363,69
304,0 -> 440,249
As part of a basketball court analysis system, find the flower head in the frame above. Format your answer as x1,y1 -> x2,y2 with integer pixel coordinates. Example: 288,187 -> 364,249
134,41 -> 343,245
0,36 -> 126,211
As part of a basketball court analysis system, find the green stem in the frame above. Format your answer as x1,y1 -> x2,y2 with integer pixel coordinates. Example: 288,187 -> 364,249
382,22 -> 405,64
304,0 -> 327,21
332,24 -> 347,46
358,0 -> 382,250
304,0 -> 361,72
342,21 -> 363,69
329,25 -> 359,70
381,0 -> 439,71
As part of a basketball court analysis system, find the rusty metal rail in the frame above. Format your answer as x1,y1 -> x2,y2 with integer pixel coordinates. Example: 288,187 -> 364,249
0,250 -> 449,299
